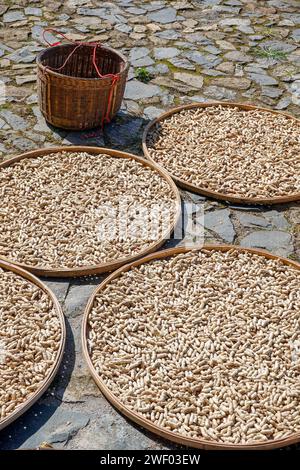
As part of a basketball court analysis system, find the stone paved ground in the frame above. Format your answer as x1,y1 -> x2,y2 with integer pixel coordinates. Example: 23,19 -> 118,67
0,0 -> 300,450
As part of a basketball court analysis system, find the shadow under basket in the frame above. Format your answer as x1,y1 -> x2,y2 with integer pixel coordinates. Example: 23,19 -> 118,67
37,44 -> 129,130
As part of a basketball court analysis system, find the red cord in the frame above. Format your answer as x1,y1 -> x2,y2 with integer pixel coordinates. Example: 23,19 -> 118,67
43,28 -> 120,128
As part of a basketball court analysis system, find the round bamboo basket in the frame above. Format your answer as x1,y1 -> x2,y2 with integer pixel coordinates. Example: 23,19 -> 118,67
37,44 -> 129,130
0,146 -> 181,278
82,244 -> 300,450
0,258 -> 65,431
142,101 -> 300,205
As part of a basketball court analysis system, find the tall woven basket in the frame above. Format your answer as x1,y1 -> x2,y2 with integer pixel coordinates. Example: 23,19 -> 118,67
37,44 -> 128,130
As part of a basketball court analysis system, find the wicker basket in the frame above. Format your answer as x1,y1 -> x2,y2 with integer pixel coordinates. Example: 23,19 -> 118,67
37,44 -> 129,130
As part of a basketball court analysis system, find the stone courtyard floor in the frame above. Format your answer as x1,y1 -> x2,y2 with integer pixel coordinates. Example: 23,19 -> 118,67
0,0 -> 300,450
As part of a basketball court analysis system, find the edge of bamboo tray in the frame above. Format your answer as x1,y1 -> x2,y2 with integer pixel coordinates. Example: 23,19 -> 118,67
142,101 -> 300,206
0,146 -> 181,278
82,244 -> 300,450
0,257 -> 66,431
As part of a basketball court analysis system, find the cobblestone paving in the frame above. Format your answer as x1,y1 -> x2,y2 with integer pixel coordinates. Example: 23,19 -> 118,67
0,0 -> 299,450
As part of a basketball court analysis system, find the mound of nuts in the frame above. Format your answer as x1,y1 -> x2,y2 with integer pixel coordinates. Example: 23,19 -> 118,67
0,267 -> 62,423
146,106 -> 300,199
0,151 -> 177,269
87,249 -> 300,445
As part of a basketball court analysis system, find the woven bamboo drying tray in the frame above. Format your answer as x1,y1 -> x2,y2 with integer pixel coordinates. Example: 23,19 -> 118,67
37,44 -> 128,130
0,146 -> 181,278
0,258 -> 65,431
82,245 -> 300,450
142,101 -> 300,205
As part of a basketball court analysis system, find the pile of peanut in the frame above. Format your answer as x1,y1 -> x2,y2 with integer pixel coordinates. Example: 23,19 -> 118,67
0,152 -> 177,269
0,267 -> 62,422
146,106 -> 300,199
88,249 -> 300,444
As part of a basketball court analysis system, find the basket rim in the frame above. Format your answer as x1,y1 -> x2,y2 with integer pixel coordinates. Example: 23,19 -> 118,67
0,146 -> 181,278
0,257 -> 66,431
142,101 -> 300,206
82,244 -> 300,450
36,43 -> 129,81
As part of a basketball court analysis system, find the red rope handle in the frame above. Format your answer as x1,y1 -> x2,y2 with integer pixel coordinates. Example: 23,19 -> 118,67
42,28 -> 120,127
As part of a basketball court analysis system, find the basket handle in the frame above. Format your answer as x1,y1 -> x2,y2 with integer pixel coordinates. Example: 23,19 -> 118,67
42,28 -> 65,47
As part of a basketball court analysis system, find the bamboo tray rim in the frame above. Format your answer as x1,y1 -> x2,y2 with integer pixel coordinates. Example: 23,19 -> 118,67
0,146 -> 181,278
142,101 -> 300,206
0,257 -> 66,431
36,44 -> 129,82
82,244 -> 300,450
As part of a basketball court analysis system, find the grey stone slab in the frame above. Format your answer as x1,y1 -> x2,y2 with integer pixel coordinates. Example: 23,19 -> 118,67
275,96 -> 291,109
185,33 -> 212,45
64,283 -> 97,318
168,57 -> 196,70
282,13 -> 300,25
238,213 -> 271,228
238,25 -> 254,34
204,209 -> 235,243
203,45 -> 221,55
132,56 -> 154,67
219,17 -> 250,27
156,30 -> 180,40
129,47 -> 154,66
265,210 -> 290,230
143,106 -> 163,120
240,231 -> 293,257
149,63 -> 169,74
126,7 -> 146,15
6,47 -> 36,64
43,279 -> 70,303
203,85 -> 236,100
13,137 -> 36,151
77,7 -> 126,24
115,23 -> 133,34
16,75 -> 36,85
260,40 -> 297,53
17,406 -> 90,448
211,77 -> 251,89
124,80 -> 162,100
223,51 -> 252,62
0,110 -> 29,130
148,7 -> 177,24
3,11 -> 26,23
153,47 -> 179,59
25,7 -> 42,16
186,51 -> 221,68
201,69 -> 225,77
174,72 -> 204,89
129,47 -> 150,61
248,73 -> 278,86
261,86 -> 283,98
292,28 -> 300,42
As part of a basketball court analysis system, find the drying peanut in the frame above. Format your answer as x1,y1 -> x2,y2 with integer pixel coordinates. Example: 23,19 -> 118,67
146,106 -> 300,199
0,151 -> 177,269
87,249 -> 300,445
0,267 -> 62,423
